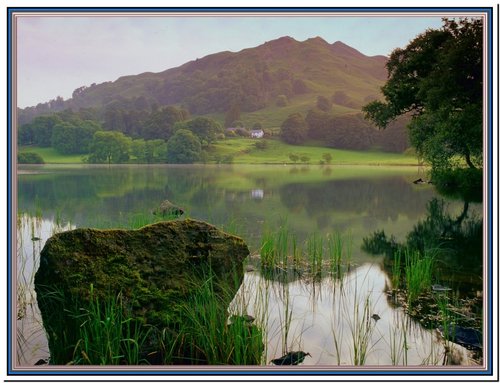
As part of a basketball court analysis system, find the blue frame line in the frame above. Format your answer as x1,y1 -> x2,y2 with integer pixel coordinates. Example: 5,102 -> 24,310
6,6 -> 495,379
7,6 -> 13,377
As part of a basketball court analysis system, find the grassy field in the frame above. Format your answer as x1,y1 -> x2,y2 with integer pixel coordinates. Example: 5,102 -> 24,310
18,139 -> 419,166
210,138 -> 419,165
18,146 -> 85,164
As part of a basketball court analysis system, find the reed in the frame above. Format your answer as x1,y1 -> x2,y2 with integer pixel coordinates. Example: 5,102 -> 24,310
327,232 -> 352,277
175,272 -> 264,365
349,294 -> 375,365
404,250 -> 435,309
260,224 -> 295,271
391,249 -> 403,291
388,314 -> 409,366
332,272 -> 381,366
306,233 -> 323,278
260,224 -> 351,282
70,285 -> 152,365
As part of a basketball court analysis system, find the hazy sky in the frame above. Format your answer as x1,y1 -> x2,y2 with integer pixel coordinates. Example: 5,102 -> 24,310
16,13 -> 446,108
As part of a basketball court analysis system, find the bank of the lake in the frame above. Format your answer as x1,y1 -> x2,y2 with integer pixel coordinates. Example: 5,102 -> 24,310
18,139 -> 420,165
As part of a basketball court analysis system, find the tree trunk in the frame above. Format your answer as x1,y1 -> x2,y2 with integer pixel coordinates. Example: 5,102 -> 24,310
464,150 -> 476,169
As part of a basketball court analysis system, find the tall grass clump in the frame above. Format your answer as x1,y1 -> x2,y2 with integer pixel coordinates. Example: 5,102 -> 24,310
391,249 -> 403,291
306,233 -> 323,278
388,314 -> 409,366
260,225 -> 352,281
405,250 -> 435,309
326,232 -> 352,277
71,285 -> 152,365
175,272 -> 264,365
349,294 -> 376,366
331,273 -> 381,366
260,224 -> 296,271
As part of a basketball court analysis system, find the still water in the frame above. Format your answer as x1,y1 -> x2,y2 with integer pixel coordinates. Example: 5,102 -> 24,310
15,164 -> 483,367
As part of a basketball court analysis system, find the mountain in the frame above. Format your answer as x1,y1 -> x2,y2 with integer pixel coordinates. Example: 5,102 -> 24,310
19,36 -> 388,121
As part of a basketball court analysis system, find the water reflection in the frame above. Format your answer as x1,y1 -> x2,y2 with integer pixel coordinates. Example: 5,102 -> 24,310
16,214 -> 73,365
15,165 -> 482,367
230,264 -> 446,366
363,198 -> 483,293
18,165 -> 438,253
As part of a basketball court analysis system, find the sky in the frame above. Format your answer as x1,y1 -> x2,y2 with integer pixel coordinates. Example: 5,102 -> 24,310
15,12 -> 447,108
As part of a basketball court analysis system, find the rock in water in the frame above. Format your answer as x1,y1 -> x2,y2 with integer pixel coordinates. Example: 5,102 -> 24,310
270,351 -> 311,365
153,200 -> 184,218
438,324 -> 482,350
35,219 -> 249,364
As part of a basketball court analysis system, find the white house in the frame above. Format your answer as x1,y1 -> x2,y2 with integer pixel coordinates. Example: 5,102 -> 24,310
250,129 -> 264,138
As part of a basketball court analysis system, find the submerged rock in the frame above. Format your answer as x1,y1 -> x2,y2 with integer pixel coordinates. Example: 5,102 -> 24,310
152,200 -> 184,218
35,219 -> 249,364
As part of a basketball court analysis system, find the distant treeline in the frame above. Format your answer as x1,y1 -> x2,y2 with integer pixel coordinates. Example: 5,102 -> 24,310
18,98 -> 409,165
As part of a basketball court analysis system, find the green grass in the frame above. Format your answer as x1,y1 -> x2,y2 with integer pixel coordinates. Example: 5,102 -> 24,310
238,95 -> 359,133
71,285 -> 152,365
19,140 -> 418,166
210,138 -> 419,165
404,250 -> 435,309
18,146 -> 85,164
174,273 -> 264,365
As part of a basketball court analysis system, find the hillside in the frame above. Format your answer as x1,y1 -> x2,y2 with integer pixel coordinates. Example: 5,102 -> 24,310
19,36 -> 387,120
18,36 -> 410,154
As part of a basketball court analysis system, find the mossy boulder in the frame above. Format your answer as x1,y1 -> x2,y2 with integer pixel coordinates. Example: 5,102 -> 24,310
34,219 -> 249,364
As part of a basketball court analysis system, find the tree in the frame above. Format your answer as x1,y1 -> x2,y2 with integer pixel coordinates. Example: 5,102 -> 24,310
288,153 -> 299,163
145,139 -> 167,163
18,122 -> 35,145
166,129 -> 201,164
51,120 -> 100,154
87,131 -> 131,164
322,153 -> 332,164
362,18 -> 483,170
300,155 -> 310,164
281,113 -> 308,145
182,117 -> 222,145
142,106 -> 188,141
29,115 -> 62,147
305,108 -> 331,140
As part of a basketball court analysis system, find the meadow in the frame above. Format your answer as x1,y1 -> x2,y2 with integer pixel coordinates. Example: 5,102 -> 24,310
19,138 -> 419,166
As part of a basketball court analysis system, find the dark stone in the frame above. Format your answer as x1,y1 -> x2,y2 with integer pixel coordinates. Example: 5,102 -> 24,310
270,351 -> 311,365
152,200 -> 184,218
34,219 -> 249,364
438,325 -> 482,350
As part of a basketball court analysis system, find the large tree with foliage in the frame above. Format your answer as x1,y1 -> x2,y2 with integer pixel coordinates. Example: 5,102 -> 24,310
166,129 -> 202,164
362,18 -> 483,170
142,106 -> 189,141
181,117 -> 222,145
18,115 -> 62,147
280,113 -> 308,145
51,120 -> 100,154
87,131 -> 131,164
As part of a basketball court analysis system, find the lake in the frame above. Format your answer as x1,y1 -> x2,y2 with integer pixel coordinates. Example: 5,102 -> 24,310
15,164 -> 484,367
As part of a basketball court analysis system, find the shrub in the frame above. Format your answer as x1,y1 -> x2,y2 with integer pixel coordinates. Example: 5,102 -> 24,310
235,128 -> 250,137
18,152 -> 44,164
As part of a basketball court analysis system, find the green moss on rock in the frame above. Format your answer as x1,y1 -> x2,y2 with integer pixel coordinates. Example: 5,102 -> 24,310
35,219 -> 249,364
